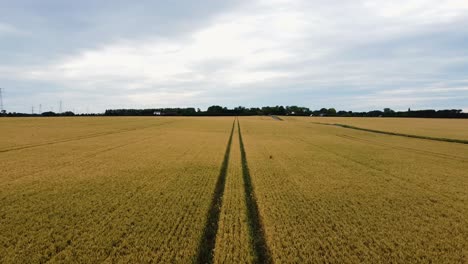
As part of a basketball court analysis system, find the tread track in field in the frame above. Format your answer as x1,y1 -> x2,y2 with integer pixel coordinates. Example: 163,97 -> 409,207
335,134 -> 467,162
0,136 -> 154,186
294,136 -> 466,209
310,121 -> 468,144
238,120 -> 272,264
196,119 -> 235,263
0,121 -> 174,153
196,118 -> 272,264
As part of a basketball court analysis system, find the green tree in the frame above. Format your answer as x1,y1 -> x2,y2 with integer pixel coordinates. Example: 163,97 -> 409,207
327,108 -> 337,116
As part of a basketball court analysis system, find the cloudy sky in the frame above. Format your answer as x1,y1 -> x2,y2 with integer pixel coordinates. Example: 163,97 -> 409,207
1,0 -> 468,113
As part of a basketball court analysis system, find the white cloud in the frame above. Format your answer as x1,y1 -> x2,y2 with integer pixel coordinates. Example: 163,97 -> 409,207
379,87 -> 468,95
127,91 -> 204,107
349,95 -> 468,110
0,23 -> 23,36
363,0 -> 468,22
3,0 -> 468,111
23,0 -> 311,97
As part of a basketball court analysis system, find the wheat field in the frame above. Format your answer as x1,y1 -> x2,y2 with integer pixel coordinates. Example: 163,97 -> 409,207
0,116 -> 466,263
300,116 -> 468,141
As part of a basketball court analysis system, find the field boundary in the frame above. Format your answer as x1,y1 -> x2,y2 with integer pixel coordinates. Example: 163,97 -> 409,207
270,115 -> 283,121
295,136 -> 465,208
312,122 -> 468,144
238,120 -> 273,264
335,134 -> 467,162
0,136 -> 155,186
0,121 -> 175,153
196,119 -> 236,264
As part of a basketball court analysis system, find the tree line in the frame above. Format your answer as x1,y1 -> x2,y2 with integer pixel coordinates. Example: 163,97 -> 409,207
104,106 -> 468,118
1,111 -> 97,117
1,106 -> 466,118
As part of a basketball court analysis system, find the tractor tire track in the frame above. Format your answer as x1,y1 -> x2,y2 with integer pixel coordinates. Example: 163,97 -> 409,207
309,122 -> 468,145
0,136 -> 155,188
45,128 -> 214,263
238,120 -> 272,264
335,134 -> 467,162
196,118 -> 236,264
295,137 -> 466,212
0,120 -> 174,154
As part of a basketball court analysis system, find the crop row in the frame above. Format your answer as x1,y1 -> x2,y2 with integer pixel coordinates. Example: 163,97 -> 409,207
0,117 -> 234,263
2,116 -> 465,263
239,117 -> 467,263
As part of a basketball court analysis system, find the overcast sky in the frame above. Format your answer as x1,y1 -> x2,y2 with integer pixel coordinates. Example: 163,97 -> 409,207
1,0 -> 468,113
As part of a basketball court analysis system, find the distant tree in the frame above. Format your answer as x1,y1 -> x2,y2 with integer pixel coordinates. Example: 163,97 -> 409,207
42,111 -> 57,116
207,105 -> 224,114
327,108 -> 337,116
97,106 -> 467,118
383,108 -> 395,117
278,106 -> 286,115
337,110 -> 351,116
234,106 -> 245,115
62,111 -> 75,116
367,110 -> 383,117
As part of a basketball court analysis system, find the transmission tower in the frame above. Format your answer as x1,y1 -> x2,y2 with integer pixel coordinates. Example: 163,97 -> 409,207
39,104 -> 42,114
32,106 -> 34,115
0,88 -> 4,113
59,100 -> 63,113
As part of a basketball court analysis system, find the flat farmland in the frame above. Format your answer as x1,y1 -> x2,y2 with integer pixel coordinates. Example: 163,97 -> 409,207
240,117 -> 468,263
1,116 -> 467,263
298,116 -> 468,142
0,117 -> 233,262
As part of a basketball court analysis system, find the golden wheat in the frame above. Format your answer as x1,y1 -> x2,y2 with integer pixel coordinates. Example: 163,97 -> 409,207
0,117 -> 233,263
239,116 -> 467,263
0,116 -> 466,263
213,123 -> 255,263
290,116 -> 468,141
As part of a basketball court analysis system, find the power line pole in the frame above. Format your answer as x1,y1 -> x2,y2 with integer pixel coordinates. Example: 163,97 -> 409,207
0,88 -> 4,113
